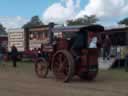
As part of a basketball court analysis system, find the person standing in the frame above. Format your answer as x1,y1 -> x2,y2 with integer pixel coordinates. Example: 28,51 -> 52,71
0,44 -> 3,64
125,52 -> 128,72
103,35 -> 111,60
11,45 -> 18,67
89,36 -> 98,48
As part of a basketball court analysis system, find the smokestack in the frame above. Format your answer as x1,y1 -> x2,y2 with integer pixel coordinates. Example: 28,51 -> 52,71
48,22 -> 55,44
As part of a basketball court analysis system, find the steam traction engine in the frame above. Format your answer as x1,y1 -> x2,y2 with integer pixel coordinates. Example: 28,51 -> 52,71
35,24 -> 104,82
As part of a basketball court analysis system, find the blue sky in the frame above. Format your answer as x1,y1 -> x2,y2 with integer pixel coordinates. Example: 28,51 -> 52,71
0,0 -> 88,18
0,0 -> 58,18
0,0 -> 127,28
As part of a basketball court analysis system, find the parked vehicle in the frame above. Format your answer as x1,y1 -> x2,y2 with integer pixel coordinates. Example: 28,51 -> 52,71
8,26 -> 49,61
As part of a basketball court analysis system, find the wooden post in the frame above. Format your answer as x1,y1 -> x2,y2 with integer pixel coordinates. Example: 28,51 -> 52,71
24,28 -> 30,51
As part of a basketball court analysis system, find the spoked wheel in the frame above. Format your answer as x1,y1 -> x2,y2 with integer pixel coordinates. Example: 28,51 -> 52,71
52,50 -> 75,82
35,58 -> 49,78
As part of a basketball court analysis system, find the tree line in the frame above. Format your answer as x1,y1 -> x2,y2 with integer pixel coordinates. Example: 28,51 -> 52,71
22,15 -> 128,27
0,15 -> 128,35
22,15 -> 99,28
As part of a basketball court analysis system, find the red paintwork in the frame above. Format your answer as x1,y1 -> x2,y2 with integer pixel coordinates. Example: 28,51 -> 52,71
56,38 -> 69,50
76,49 -> 99,76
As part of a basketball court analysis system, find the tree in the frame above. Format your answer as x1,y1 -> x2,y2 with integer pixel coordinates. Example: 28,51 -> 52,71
0,23 -> 7,35
67,15 -> 98,26
118,18 -> 128,25
23,16 -> 44,28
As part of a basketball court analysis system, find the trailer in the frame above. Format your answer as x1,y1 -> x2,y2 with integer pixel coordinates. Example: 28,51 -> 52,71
8,28 -> 25,52
8,26 -> 49,60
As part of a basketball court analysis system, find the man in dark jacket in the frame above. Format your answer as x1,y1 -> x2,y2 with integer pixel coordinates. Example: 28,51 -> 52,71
11,45 -> 18,67
71,31 -> 87,49
0,44 -> 3,64
125,53 -> 128,72
103,35 -> 111,60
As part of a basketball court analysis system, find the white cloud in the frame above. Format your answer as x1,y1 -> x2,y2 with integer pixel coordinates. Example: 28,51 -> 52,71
0,16 -> 28,29
76,0 -> 128,25
42,0 -> 128,26
77,0 -> 127,18
42,0 -> 81,24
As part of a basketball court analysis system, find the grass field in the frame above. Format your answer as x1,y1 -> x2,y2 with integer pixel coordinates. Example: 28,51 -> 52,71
0,61 -> 128,96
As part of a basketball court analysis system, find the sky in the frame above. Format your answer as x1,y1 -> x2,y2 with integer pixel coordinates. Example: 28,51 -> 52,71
0,0 -> 128,29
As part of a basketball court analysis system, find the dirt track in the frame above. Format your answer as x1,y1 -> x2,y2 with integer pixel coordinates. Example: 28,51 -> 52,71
0,62 -> 128,96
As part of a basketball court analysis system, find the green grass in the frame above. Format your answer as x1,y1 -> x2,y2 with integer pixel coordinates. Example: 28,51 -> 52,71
98,69 -> 128,81
0,60 -> 34,73
0,61 -> 128,80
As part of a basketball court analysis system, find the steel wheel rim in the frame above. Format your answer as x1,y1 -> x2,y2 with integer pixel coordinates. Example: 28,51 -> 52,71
35,59 -> 48,78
